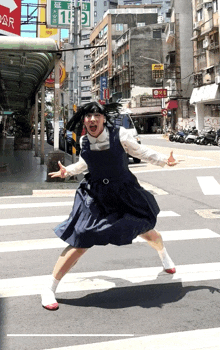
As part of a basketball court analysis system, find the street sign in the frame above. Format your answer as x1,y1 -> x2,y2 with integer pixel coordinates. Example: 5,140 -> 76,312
152,64 -> 164,71
152,89 -> 167,99
100,76 -> 107,100
0,0 -> 21,36
47,0 -> 93,29
161,109 -> 168,116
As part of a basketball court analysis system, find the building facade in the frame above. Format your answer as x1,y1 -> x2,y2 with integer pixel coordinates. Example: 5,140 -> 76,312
118,0 -> 172,23
164,0 -> 194,130
190,0 -> 220,132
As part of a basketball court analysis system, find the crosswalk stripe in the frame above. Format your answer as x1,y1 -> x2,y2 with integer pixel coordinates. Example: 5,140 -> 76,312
1,262 -> 220,298
0,211 -> 180,227
0,202 -> 73,210
40,327 -> 220,350
197,176 -> 220,195
0,229 -> 218,252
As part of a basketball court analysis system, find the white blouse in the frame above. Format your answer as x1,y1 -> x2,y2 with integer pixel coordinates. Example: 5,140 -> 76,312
65,127 -> 168,176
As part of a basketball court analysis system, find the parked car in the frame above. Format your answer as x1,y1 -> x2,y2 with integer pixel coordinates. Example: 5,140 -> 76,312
111,112 -> 141,163
58,112 -> 141,163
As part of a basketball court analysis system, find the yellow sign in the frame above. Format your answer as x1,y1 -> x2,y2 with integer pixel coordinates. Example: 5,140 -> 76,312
45,61 -> 66,88
38,0 -> 60,42
152,64 -> 164,71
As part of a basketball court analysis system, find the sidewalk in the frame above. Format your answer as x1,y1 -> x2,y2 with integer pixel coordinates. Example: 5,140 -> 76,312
0,135 -> 81,197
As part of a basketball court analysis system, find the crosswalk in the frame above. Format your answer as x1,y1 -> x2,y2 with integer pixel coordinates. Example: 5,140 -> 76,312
1,188 -> 220,349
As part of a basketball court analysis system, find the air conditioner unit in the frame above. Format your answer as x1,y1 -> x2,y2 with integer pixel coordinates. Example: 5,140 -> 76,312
215,76 -> 220,84
193,22 -> 200,30
203,39 -> 209,49
155,78 -> 163,84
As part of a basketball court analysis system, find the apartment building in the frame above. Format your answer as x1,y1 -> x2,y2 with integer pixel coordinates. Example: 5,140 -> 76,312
90,6 -> 159,100
163,0 -> 194,129
118,0 -> 171,22
190,0 -> 220,131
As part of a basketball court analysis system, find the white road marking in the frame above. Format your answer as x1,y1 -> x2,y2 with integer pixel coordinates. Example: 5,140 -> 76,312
0,211 -> 180,226
0,215 -> 69,226
132,166 -> 220,174
1,262 -> 220,298
0,202 -> 73,210
134,228 -> 219,243
197,176 -> 220,195
38,327 -> 220,350
0,229 -> 218,253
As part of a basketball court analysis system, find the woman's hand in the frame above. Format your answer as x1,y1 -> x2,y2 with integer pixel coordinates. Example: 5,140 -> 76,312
48,161 -> 67,178
167,151 -> 178,166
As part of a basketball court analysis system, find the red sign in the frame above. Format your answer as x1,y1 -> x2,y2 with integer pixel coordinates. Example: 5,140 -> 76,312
103,88 -> 109,100
0,0 -> 21,36
153,89 -> 167,99
45,62 -> 66,88
161,109 -> 168,116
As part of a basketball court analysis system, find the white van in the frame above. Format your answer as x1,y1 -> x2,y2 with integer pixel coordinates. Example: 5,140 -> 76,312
112,112 -> 141,163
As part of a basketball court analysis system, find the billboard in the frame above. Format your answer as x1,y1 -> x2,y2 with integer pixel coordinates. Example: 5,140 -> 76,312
0,0 -> 21,36
38,0 -> 59,42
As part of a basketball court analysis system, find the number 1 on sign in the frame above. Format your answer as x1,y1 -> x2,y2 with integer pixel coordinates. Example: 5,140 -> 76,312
59,10 -> 70,25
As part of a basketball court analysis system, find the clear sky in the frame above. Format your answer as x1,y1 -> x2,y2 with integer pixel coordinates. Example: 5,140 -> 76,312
20,0 -> 68,39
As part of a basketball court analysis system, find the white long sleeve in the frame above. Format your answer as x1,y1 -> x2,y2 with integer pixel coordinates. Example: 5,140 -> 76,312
65,155 -> 88,176
119,127 -> 167,167
65,126 -> 168,175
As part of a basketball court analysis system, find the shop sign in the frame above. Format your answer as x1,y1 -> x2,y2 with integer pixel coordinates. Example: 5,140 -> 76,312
45,61 -> 66,88
153,89 -> 167,99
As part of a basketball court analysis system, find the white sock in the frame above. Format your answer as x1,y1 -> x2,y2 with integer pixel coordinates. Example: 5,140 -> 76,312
41,276 -> 60,306
158,248 -> 175,270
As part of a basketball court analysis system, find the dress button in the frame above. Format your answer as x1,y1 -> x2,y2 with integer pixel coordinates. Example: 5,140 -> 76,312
103,178 -> 109,184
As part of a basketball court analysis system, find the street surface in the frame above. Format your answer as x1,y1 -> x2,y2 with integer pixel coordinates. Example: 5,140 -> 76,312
1,135 -> 220,350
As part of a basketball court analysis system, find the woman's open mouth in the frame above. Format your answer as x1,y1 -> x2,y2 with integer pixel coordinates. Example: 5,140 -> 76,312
89,125 -> 97,133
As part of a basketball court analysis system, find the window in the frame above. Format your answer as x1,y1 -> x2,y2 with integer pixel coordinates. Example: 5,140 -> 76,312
94,11 -> 97,17
116,23 -> 124,31
84,65 -> 90,70
153,29 -> 161,39
213,0 -> 218,12
137,22 -> 145,27
84,55 -> 90,60
104,1 -> 107,5
94,1 -> 97,6
197,8 -> 203,22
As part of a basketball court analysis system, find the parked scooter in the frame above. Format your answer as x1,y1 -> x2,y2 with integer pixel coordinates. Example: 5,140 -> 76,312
214,129 -> 220,147
199,128 -> 216,145
184,127 -> 198,144
169,130 -> 175,142
174,130 -> 186,143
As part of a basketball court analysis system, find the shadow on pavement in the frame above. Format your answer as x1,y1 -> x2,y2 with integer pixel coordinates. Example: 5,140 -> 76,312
57,282 -> 220,310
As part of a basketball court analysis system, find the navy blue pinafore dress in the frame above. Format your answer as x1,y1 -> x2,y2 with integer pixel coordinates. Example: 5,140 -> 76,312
54,126 -> 160,248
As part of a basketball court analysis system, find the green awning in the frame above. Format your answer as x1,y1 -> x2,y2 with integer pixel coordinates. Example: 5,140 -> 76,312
0,37 -> 59,112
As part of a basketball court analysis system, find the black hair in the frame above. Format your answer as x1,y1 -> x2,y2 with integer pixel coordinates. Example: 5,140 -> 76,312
66,101 -> 122,131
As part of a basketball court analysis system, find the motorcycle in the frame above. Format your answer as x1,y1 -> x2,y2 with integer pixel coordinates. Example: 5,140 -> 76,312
169,130 -> 175,142
214,129 -> 220,147
199,128 -> 216,145
184,127 -> 198,144
174,130 -> 186,143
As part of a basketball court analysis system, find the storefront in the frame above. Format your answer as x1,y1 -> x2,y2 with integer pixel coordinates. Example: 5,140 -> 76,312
129,106 -> 162,134
190,83 -> 220,131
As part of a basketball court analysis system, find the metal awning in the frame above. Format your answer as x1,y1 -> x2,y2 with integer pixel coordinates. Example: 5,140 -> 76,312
0,36 -> 59,112
190,83 -> 220,104
129,106 -> 161,116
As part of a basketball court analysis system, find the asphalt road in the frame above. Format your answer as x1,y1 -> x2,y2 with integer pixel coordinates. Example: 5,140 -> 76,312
1,136 -> 220,350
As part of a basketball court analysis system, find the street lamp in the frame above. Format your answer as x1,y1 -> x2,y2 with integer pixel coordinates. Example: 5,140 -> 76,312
139,56 -> 162,64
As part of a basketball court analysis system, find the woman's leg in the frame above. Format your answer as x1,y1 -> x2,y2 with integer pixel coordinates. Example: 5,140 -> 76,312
41,246 -> 87,310
139,229 -> 176,274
